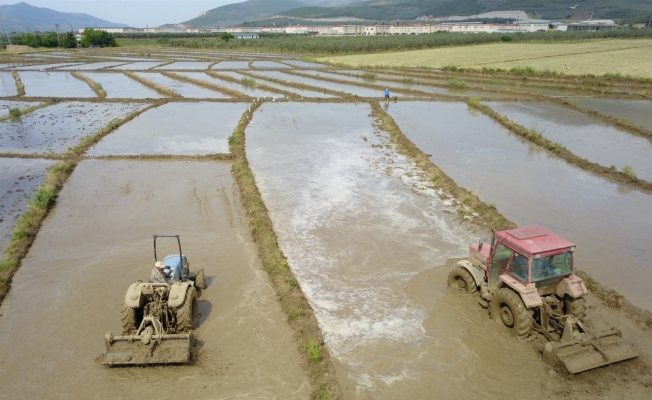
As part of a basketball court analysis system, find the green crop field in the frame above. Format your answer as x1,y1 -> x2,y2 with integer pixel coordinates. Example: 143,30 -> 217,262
318,39 -> 652,77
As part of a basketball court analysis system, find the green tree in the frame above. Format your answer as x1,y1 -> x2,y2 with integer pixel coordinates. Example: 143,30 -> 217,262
81,28 -> 116,47
219,32 -> 235,42
60,31 -> 77,48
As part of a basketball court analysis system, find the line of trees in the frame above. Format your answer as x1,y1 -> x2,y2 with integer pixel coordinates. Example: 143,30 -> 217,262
80,28 -> 116,47
123,28 -> 652,54
10,31 -> 77,48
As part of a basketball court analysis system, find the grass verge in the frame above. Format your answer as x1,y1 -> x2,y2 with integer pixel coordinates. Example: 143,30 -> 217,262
0,102 -> 161,305
11,70 -> 25,96
369,100 -> 515,231
229,100 -> 342,399
468,99 -> 652,192
70,71 -> 107,98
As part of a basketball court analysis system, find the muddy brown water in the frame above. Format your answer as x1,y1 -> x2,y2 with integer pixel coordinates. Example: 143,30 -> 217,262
0,72 -> 18,97
245,102 -> 652,398
0,158 -> 55,257
0,159 -> 310,399
89,102 -> 246,156
574,98 -> 652,132
80,72 -> 164,99
486,101 -> 652,181
18,71 -> 97,98
0,101 -> 148,154
132,72 -> 228,99
385,101 -> 652,312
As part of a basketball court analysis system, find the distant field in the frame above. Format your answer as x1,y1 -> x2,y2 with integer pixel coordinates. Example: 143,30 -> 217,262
318,39 -> 652,77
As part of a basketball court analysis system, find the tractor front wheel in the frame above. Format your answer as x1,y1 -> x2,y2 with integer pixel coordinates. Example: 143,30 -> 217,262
120,302 -> 141,335
176,287 -> 199,333
564,296 -> 586,321
490,287 -> 532,338
447,267 -> 477,293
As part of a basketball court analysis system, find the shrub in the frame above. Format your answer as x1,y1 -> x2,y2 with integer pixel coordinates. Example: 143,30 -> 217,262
8,108 -> 20,117
501,35 -> 513,42
622,165 -> 636,179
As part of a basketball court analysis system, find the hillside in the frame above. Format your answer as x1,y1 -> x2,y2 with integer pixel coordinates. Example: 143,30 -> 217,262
277,0 -> 652,22
0,2 -> 126,32
179,0 -> 363,27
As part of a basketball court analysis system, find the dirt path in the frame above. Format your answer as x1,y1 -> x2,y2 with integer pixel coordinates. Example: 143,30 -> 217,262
0,159 -> 310,399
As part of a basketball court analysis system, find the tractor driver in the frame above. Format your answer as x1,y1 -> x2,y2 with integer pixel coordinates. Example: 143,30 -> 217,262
155,261 -> 174,279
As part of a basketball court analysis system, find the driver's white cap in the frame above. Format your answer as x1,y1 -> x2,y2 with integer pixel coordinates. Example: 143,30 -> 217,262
155,261 -> 164,268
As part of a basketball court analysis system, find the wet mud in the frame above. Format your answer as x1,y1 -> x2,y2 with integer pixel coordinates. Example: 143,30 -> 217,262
487,101 -> 652,181
385,101 -> 652,312
18,71 -> 97,98
79,72 -> 164,99
132,72 -> 228,98
574,98 -> 652,132
0,101 -> 148,154
0,159 -> 310,399
0,158 -> 55,256
89,102 -> 246,156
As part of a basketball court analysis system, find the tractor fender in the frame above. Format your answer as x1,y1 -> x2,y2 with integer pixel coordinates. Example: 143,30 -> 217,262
125,282 -> 145,308
168,282 -> 193,308
457,259 -> 483,288
556,275 -> 589,299
499,275 -> 542,308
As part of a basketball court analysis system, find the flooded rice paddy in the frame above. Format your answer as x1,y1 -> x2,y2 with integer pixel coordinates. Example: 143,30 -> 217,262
0,160 -> 310,399
1,50 -> 651,399
89,102 -> 246,156
18,71 -> 97,98
0,102 -> 148,154
0,101 -> 35,116
0,158 -> 55,256
486,101 -> 652,181
250,70 -> 386,97
133,72 -> 228,98
574,98 -> 652,131
386,101 -> 652,311
179,72 -> 284,98
0,72 -> 18,97
55,61 -> 130,70
251,61 -> 291,69
80,72 -> 164,99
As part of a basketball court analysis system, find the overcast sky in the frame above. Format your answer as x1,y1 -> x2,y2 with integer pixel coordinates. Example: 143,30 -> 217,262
0,0 -> 246,27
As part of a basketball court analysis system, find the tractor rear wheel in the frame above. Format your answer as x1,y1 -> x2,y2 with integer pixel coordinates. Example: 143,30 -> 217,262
564,296 -> 586,321
447,267 -> 477,293
195,269 -> 206,290
490,287 -> 532,339
120,302 -> 141,335
176,287 -> 198,333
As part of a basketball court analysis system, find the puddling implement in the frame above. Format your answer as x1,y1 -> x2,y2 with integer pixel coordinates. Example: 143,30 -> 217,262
449,225 -> 638,374
99,235 -> 207,366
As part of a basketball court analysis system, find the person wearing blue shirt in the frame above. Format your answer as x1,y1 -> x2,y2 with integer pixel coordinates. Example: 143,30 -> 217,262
384,87 -> 390,104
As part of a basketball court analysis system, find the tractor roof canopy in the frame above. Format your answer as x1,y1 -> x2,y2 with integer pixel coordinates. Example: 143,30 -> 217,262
496,226 -> 575,257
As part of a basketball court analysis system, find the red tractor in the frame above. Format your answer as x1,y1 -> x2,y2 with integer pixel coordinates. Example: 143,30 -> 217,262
449,225 -> 637,373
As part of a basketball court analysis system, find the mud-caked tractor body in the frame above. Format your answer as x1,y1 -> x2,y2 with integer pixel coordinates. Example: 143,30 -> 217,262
99,235 -> 207,366
449,225 -> 637,374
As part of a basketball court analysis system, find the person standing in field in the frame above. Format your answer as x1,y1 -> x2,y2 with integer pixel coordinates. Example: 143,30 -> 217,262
384,87 -> 390,104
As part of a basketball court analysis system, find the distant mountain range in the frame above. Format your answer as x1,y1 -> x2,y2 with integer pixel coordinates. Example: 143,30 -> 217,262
179,0 -> 652,27
0,2 -> 126,33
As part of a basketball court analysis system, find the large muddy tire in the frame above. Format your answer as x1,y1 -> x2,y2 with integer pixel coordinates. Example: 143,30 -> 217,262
447,267 -> 477,293
195,269 -> 206,290
176,287 -> 198,333
564,296 -> 586,321
120,302 -> 141,335
490,287 -> 533,339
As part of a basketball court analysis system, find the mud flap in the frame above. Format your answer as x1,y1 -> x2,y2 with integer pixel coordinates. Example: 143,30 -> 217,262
99,331 -> 193,366
543,328 -> 638,374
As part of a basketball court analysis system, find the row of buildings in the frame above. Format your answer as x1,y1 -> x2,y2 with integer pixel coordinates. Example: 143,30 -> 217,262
82,20 -> 620,37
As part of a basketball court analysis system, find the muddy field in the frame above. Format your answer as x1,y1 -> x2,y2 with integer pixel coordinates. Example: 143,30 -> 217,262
0,49 -> 651,400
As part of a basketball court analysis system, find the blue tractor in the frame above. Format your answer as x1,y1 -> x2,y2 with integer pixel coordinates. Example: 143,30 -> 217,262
100,235 -> 206,366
